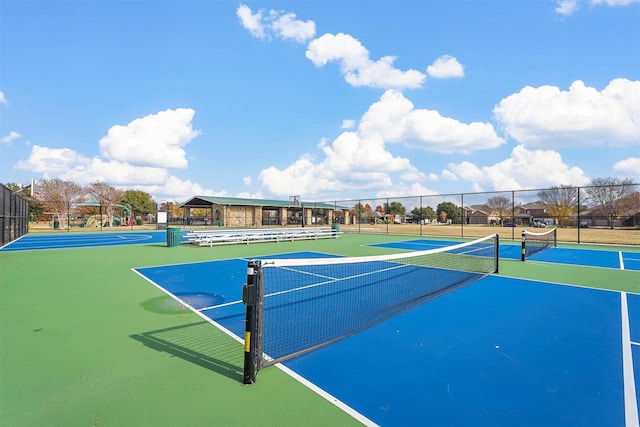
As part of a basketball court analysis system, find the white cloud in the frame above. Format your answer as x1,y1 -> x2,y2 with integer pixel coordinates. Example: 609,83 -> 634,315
235,190 -> 264,199
591,0 -> 640,6
426,55 -> 465,79
59,159 -> 169,186
556,0 -> 640,16
362,90 -> 505,154
445,145 -> 590,191
494,79 -> 640,147
99,108 -> 200,169
613,157 -> 640,179
341,119 -> 356,129
444,161 -> 485,182
237,4 -> 315,43
237,4 -> 265,39
555,0 -> 580,15
270,11 -> 316,43
13,109 -> 209,202
243,175 -> 252,186
0,91 -> 6,104
323,130 -> 412,173
238,6 -> 424,89
306,33 -> 425,89
442,170 -> 458,181
259,130 -> 413,199
131,175 -> 220,203
1,131 -> 21,145
375,182 -> 439,200
401,170 -> 428,182
258,90 -> 504,199
16,145 -> 90,174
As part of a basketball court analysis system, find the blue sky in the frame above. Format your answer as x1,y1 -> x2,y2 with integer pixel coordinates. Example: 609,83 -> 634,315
1,0 -> 639,203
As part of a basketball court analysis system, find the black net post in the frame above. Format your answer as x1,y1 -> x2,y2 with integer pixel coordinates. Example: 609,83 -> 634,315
521,230 -> 526,261
494,234 -> 500,274
242,261 -> 262,384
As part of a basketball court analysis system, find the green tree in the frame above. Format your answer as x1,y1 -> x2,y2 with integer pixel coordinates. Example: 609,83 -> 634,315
384,201 -> 406,215
160,201 -> 182,217
352,202 -> 365,216
352,202 -> 368,222
5,182 -> 21,192
122,190 -> 157,217
436,201 -> 462,223
410,206 -> 436,222
5,182 -> 45,221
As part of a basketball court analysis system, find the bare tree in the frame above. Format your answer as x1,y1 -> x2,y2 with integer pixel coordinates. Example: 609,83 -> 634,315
618,191 -> 640,224
486,196 -> 512,224
586,178 -> 638,229
87,182 -> 124,226
538,185 -> 578,226
39,178 -> 85,228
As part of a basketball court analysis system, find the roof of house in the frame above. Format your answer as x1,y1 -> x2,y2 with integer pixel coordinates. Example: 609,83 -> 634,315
519,201 -> 548,210
466,204 -> 493,215
180,195 -> 338,210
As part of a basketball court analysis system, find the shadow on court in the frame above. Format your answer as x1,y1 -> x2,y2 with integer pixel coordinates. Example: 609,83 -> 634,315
132,246 -> 638,425
130,321 -> 243,382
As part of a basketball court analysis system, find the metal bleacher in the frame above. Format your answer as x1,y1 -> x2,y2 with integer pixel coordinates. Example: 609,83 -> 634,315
185,227 -> 340,247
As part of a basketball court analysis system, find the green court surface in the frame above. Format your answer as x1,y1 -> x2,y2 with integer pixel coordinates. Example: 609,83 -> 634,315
1,233 -> 638,426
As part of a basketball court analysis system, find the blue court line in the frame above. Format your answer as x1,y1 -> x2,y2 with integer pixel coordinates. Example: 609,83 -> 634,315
134,252 -> 638,426
0,230 -> 169,251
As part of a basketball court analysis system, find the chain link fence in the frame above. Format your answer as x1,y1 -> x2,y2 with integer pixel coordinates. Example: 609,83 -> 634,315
162,184 -> 639,245
318,184 -> 640,245
22,182 -> 639,246
1,183 -> 29,246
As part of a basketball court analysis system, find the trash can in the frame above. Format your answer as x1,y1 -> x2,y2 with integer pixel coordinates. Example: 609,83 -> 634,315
53,220 -> 60,229
331,222 -> 340,232
166,227 -> 181,248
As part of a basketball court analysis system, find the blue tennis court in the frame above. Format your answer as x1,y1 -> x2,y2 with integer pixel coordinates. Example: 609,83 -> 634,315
134,250 -> 640,426
372,239 -> 640,270
0,230 -> 169,251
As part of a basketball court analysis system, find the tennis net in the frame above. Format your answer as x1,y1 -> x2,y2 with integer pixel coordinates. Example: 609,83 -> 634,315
242,233 -> 499,384
521,228 -> 557,261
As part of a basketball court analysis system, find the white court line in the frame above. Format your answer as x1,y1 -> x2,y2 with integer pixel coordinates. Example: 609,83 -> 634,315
131,268 -> 242,344
197,300 -> 242,312
621,292 -> 639,427
132,266 -> 377,426
620,251 -> 626,270
276,363 -> 379,427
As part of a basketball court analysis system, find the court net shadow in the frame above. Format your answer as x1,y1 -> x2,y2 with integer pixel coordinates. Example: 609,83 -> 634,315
131,321 -> 243,382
